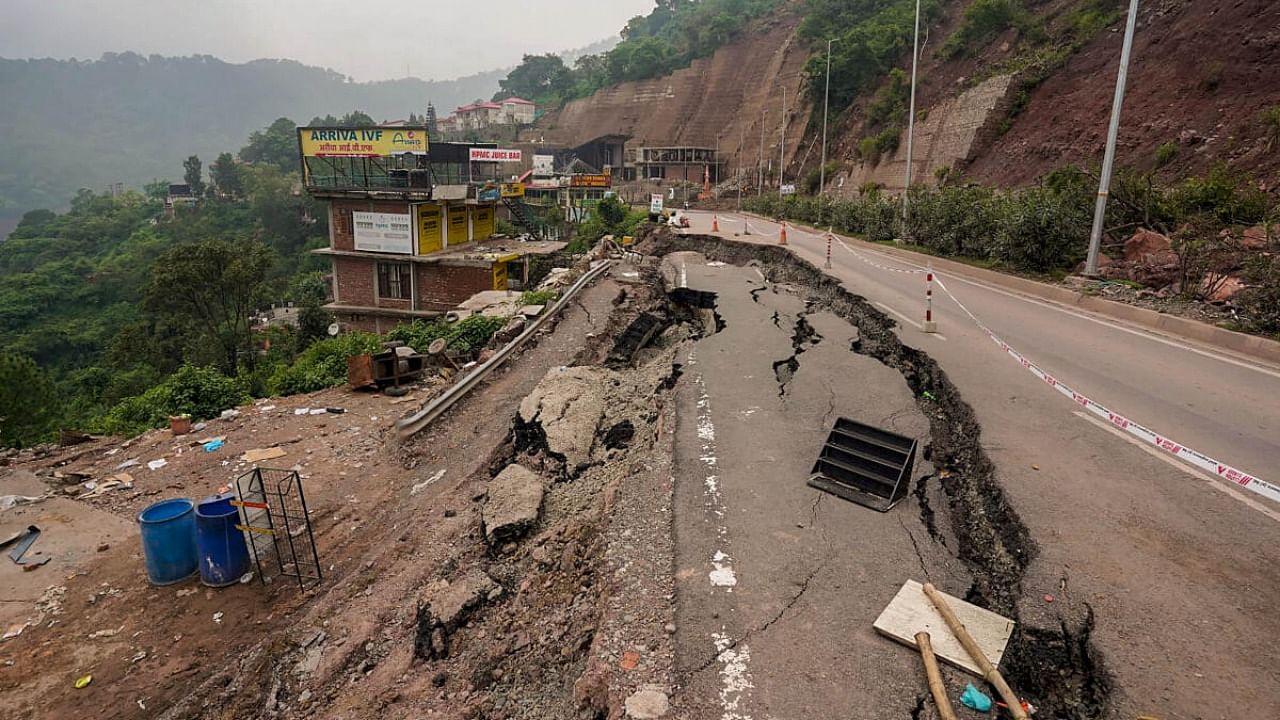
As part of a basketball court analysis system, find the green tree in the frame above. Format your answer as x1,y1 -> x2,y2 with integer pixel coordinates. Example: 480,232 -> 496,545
495,54 -> 572,103
209,152 -> 244,199
183,155 -> 206,197
240,117 -> 299,172
0,353 -> 60,448
145,238 -> 275,374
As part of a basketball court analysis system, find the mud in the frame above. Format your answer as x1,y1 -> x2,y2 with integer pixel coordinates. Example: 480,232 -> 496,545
638,227 -> 1112,719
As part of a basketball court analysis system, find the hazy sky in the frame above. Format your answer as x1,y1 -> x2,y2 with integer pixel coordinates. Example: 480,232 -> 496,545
0,0 -> 655,81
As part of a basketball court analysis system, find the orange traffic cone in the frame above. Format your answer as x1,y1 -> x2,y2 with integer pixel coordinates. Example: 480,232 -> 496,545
779,222 -> 788,245
712,215 -> 720,233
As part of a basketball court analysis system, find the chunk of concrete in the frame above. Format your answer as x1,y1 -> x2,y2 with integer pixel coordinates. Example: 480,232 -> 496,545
482,464 -> 545,544
423,569 -> 499,629
517,366 -> 609,471
625,687 -> 671,718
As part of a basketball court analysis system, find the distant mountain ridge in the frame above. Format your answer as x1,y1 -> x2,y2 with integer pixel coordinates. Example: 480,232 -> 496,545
0,41 -> 613,222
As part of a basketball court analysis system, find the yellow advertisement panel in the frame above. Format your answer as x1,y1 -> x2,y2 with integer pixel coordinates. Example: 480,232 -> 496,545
472,204 -> 496,239
298,127 -> 428,158
500,182 -> 525,198
492,261 -> 509,291
447,204 -> 469,244
416,204 -> 443,255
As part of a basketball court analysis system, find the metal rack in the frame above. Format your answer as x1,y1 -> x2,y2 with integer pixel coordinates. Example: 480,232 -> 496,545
233,468 -> 322,591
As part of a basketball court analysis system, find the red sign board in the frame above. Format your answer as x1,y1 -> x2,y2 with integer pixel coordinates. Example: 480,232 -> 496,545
570,174 -> 611,188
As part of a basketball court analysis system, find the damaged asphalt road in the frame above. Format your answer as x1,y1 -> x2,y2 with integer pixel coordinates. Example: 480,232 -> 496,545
647,232 -> 1111,720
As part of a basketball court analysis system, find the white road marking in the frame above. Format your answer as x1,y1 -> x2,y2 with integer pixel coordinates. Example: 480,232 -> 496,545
1072,411 -> 1280,523
873,302 -> 948,341
719,212 -> 1280,379
713,630 -> 755,720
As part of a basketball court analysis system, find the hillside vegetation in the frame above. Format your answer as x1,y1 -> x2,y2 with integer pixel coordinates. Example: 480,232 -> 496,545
0,53 -> 504,221
495,0 -> 782,107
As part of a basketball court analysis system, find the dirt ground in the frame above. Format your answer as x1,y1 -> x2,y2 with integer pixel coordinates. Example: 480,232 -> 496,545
0,254 -> 708,720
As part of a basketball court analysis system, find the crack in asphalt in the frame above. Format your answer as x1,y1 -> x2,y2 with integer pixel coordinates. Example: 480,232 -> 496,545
898,516 -> 932,583
690,561 -> 828,677
749,286 -> 766,303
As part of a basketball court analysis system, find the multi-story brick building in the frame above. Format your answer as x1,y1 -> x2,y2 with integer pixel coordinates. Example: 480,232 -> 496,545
298,126 -> 562,333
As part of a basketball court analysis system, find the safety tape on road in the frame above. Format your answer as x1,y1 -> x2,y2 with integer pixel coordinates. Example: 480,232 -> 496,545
725,216 -> 1277,504
930,274 -> 1280,505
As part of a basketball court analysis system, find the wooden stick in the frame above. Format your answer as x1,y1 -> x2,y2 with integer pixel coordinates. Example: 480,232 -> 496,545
915,631 -> 958,720
922,583 -> 1027,720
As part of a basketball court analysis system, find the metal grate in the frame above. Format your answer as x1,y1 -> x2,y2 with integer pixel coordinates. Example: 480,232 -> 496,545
808,417 -> 917,512
233,468 -> 322,591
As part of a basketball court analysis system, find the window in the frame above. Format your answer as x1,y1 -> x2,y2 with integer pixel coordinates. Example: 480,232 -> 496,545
377,262 -> 411,300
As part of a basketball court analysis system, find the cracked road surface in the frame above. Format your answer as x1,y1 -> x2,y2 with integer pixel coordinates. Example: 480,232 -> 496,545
677,214 -> 1280,717
668,255 -> 972,719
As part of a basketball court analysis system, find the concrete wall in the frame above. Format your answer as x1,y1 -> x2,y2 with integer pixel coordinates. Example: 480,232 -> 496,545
836,75 -> 1013,195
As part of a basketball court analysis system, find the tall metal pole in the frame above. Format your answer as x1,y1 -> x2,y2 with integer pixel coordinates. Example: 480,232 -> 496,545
1085,0 -> 1141,277
820,39 -> 833,196
903,0 -> 921,226
758,109 -> 767,195
779,87 -> 787,197
738,123 -> 745,213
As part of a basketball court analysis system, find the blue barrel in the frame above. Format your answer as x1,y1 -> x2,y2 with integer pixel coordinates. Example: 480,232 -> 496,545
195,494 -> 251,587
138,498 -> 198,585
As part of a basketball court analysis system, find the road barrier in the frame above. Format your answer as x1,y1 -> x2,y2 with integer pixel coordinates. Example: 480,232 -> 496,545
924,268 -> 937,334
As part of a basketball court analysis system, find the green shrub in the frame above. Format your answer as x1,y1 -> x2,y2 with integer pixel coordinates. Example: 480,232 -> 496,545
445,315 -> 508,353
520,289 -> 558,306
97,364 -> 251,436
1260,106 -> 1280,151
1155,142 -> 1178,167
267,331 -> 381,396
1238,250 -> 1280,335
940,0 -> 1025,59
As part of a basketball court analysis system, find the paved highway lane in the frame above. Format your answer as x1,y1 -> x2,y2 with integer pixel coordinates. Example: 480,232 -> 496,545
671,211 -> 1280,717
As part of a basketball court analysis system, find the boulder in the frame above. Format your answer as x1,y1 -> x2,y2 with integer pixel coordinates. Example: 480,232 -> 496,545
1203,274 -> 1246,303
482,464 -> 545,544
1241,225 -> 1271,251
1124,228 -> 1176,264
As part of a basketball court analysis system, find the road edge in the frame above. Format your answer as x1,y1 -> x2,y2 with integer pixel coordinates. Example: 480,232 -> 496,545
736,211 -> 1280,367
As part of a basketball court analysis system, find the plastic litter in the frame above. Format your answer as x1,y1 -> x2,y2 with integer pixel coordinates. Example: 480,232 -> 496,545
961,684 -> 992,712
0,495 -> 46,512
115,458 -> 140,470
203,438 -> 225,453
146,459 -> 168,471
74,674 -> 93,689
220,409 -> 241,419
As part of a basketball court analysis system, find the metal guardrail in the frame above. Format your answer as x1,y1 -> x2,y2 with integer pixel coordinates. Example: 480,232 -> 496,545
395,259 -> 614,437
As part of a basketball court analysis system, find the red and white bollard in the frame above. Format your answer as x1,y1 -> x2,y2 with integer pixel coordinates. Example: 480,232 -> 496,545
779,222 -> 788,246
924,266 -> 938,334
712,215 -> 720,233
824,233 -> 833,269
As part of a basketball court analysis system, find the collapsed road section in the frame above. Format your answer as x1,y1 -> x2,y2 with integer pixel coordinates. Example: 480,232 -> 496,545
640,227 -> 1110,720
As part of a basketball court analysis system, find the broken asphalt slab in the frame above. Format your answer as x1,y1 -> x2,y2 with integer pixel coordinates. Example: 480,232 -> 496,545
482,464 -> 545,545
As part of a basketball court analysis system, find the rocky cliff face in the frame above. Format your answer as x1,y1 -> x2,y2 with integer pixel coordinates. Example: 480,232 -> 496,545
538,0 -> 1279,194
532,7 -> 813,184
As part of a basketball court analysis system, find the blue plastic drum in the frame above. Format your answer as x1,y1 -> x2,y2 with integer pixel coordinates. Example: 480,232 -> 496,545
138,498 -> 198,585
195,493 -> 252,587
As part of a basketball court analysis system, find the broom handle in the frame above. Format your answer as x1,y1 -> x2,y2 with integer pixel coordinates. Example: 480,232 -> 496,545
915,632 -> 958,720
922,583 -> 1027,720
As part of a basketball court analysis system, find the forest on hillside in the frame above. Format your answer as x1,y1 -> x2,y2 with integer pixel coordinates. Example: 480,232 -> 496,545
0,54 -> 505,221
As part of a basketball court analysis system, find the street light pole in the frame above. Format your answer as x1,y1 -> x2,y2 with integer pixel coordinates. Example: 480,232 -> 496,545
779,86 -> 787,198
903,0 -> 921,227
820,38 -> 833,196
758,109 -> 767,195
738,122 -> 745,213
1085,0 -> 1141,277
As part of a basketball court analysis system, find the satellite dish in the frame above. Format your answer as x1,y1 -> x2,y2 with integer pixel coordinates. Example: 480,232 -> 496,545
427,338 -> 448,355
327,323 -> 340,336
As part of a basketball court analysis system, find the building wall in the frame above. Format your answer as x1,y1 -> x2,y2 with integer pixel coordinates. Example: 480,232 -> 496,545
329,198 -> 416,251
416,264 -> 493,312
332,256 -> 413,312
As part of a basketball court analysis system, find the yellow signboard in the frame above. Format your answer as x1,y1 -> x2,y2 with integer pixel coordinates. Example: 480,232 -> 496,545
447,204 -> 469,243
492,261 -> 509,291
298,127 -> 428,158
416,204 -> 443,254
472,204 -> 496,239
500,182 -> 525,198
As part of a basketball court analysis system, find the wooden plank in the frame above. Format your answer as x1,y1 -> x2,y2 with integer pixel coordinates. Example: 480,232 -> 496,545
241,447 -> 287,463
873,579 -> 1015,676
